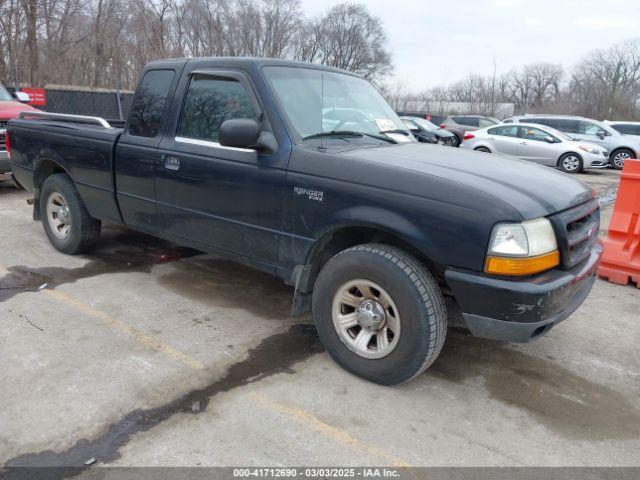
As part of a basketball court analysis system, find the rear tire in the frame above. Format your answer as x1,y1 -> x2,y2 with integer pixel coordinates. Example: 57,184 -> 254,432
558,152 -> 583,173
610,148 -> 632,170
40,173 -> 101,254
312,244 -> 447,385
451,134 -> 461,147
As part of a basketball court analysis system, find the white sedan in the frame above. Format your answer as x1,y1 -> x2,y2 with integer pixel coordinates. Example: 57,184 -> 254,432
460,123 -> 610,173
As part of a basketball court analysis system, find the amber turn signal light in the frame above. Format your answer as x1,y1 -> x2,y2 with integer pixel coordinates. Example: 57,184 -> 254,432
485,250 -> 560,276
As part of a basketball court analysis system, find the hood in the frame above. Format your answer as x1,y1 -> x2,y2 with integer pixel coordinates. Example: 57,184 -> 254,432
0,100 -> 38,121
569,139 -> 607,152
341,143 -> 594,219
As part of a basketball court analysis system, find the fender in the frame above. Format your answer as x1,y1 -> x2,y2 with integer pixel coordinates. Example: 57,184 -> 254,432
313,205 -> 437,262
290,205 -> 439,317
32,154 -> 72,220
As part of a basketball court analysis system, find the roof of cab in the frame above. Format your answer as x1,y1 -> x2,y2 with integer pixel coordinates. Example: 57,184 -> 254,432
145,57 -> 359,77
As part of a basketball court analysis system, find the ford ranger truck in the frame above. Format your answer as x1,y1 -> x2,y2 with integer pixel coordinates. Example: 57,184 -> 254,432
6,58 -> 602,385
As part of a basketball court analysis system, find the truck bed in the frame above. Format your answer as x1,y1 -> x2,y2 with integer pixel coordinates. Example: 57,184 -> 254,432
8,114 -> 124,223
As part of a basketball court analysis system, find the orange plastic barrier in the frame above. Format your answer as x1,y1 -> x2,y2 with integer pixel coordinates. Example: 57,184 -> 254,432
597,159 -> 640,288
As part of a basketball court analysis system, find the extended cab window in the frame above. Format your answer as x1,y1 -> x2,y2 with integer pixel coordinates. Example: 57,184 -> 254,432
178,74 -> 257,143
128,70 -> 175,138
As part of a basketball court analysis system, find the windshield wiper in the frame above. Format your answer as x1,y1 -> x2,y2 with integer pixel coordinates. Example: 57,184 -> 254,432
303,130 -> 397,144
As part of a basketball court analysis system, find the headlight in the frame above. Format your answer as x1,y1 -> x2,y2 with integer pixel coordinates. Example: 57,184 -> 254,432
485,218 -> 560,276
578,145 -> 600,154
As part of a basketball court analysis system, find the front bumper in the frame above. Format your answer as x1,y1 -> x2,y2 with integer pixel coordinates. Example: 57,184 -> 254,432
444,242 -> 602,342
583,151 -> 610,169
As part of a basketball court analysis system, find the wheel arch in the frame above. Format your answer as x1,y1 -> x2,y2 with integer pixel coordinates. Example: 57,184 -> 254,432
610,146 -> 636,157
32,157 -> 72,220
473,144 -> 492,152
290,214 -> 441,316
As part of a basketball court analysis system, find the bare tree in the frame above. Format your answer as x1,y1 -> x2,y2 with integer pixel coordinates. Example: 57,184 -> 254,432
568,39 -> 640,119
295,3 -> 391,80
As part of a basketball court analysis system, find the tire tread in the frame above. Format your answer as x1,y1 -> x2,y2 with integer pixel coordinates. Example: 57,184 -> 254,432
323,243 -> 447,383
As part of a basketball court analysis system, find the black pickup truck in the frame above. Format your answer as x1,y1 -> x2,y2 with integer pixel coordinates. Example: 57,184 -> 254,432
7,58 -> 602,385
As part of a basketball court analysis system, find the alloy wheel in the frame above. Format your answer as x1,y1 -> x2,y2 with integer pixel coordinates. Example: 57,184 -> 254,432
332,279 -> 401,359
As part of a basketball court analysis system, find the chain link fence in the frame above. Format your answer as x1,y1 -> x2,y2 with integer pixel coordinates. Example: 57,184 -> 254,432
40,86 -> 134,120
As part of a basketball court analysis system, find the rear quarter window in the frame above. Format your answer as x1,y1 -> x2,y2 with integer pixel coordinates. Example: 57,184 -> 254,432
612,124 -> 640,135
128,69 -> 175,138
488,125 -> 519,137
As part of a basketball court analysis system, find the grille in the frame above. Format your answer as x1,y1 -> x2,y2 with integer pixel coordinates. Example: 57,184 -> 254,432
549,198 -> 600,268
0,120 -> 7,151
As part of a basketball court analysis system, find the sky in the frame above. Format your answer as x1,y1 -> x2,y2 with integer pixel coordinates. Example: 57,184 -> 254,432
299,0 -> 640,89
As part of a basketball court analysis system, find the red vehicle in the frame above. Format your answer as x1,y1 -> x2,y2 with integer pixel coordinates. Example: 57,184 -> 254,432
1,83 -> 38,183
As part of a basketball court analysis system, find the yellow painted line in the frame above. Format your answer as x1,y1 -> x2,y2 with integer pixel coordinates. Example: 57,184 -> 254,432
252,393 -> 413,467
42,289 -> 204,371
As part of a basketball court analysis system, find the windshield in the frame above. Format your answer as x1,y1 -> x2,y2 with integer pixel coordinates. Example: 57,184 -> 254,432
263,66 -> 410,141
409,117 -> 439,130
0,84 -> 13,101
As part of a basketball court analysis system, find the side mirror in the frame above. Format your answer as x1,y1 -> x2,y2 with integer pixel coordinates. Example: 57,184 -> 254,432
544,135 -> 555,143
219,118 -> 277,154
15,91 -> 30,103
596,130 -> 606,139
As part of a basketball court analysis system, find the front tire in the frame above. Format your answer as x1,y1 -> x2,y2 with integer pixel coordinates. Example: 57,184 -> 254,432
40,173 -> 101,254
312,244 -> 447,385
558,152 -> 583,173
610,148 -> 632,170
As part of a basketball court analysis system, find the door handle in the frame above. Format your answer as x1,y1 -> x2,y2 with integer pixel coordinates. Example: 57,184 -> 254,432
164,155 -> 181,171
520,141 -> 527,145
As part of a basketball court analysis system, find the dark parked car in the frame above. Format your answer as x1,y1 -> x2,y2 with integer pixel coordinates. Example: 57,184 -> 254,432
440,115 -> 499,146
396,111 -> 446,127
7,58 -> 601,385
401,116 -> 457,146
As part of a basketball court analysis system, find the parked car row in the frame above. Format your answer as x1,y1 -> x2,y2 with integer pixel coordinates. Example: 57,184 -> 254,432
461,123 -> 609,173
502,115 -> 638,170
400,116 -> 457,146
400,109 -> 640,174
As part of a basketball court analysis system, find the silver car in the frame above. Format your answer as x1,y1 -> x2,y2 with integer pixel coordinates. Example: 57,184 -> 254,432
460,123 -> 609,173
503,114 -> 640,169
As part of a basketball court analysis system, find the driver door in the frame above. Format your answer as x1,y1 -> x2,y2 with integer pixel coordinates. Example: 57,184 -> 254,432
155,69 -> 288,265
